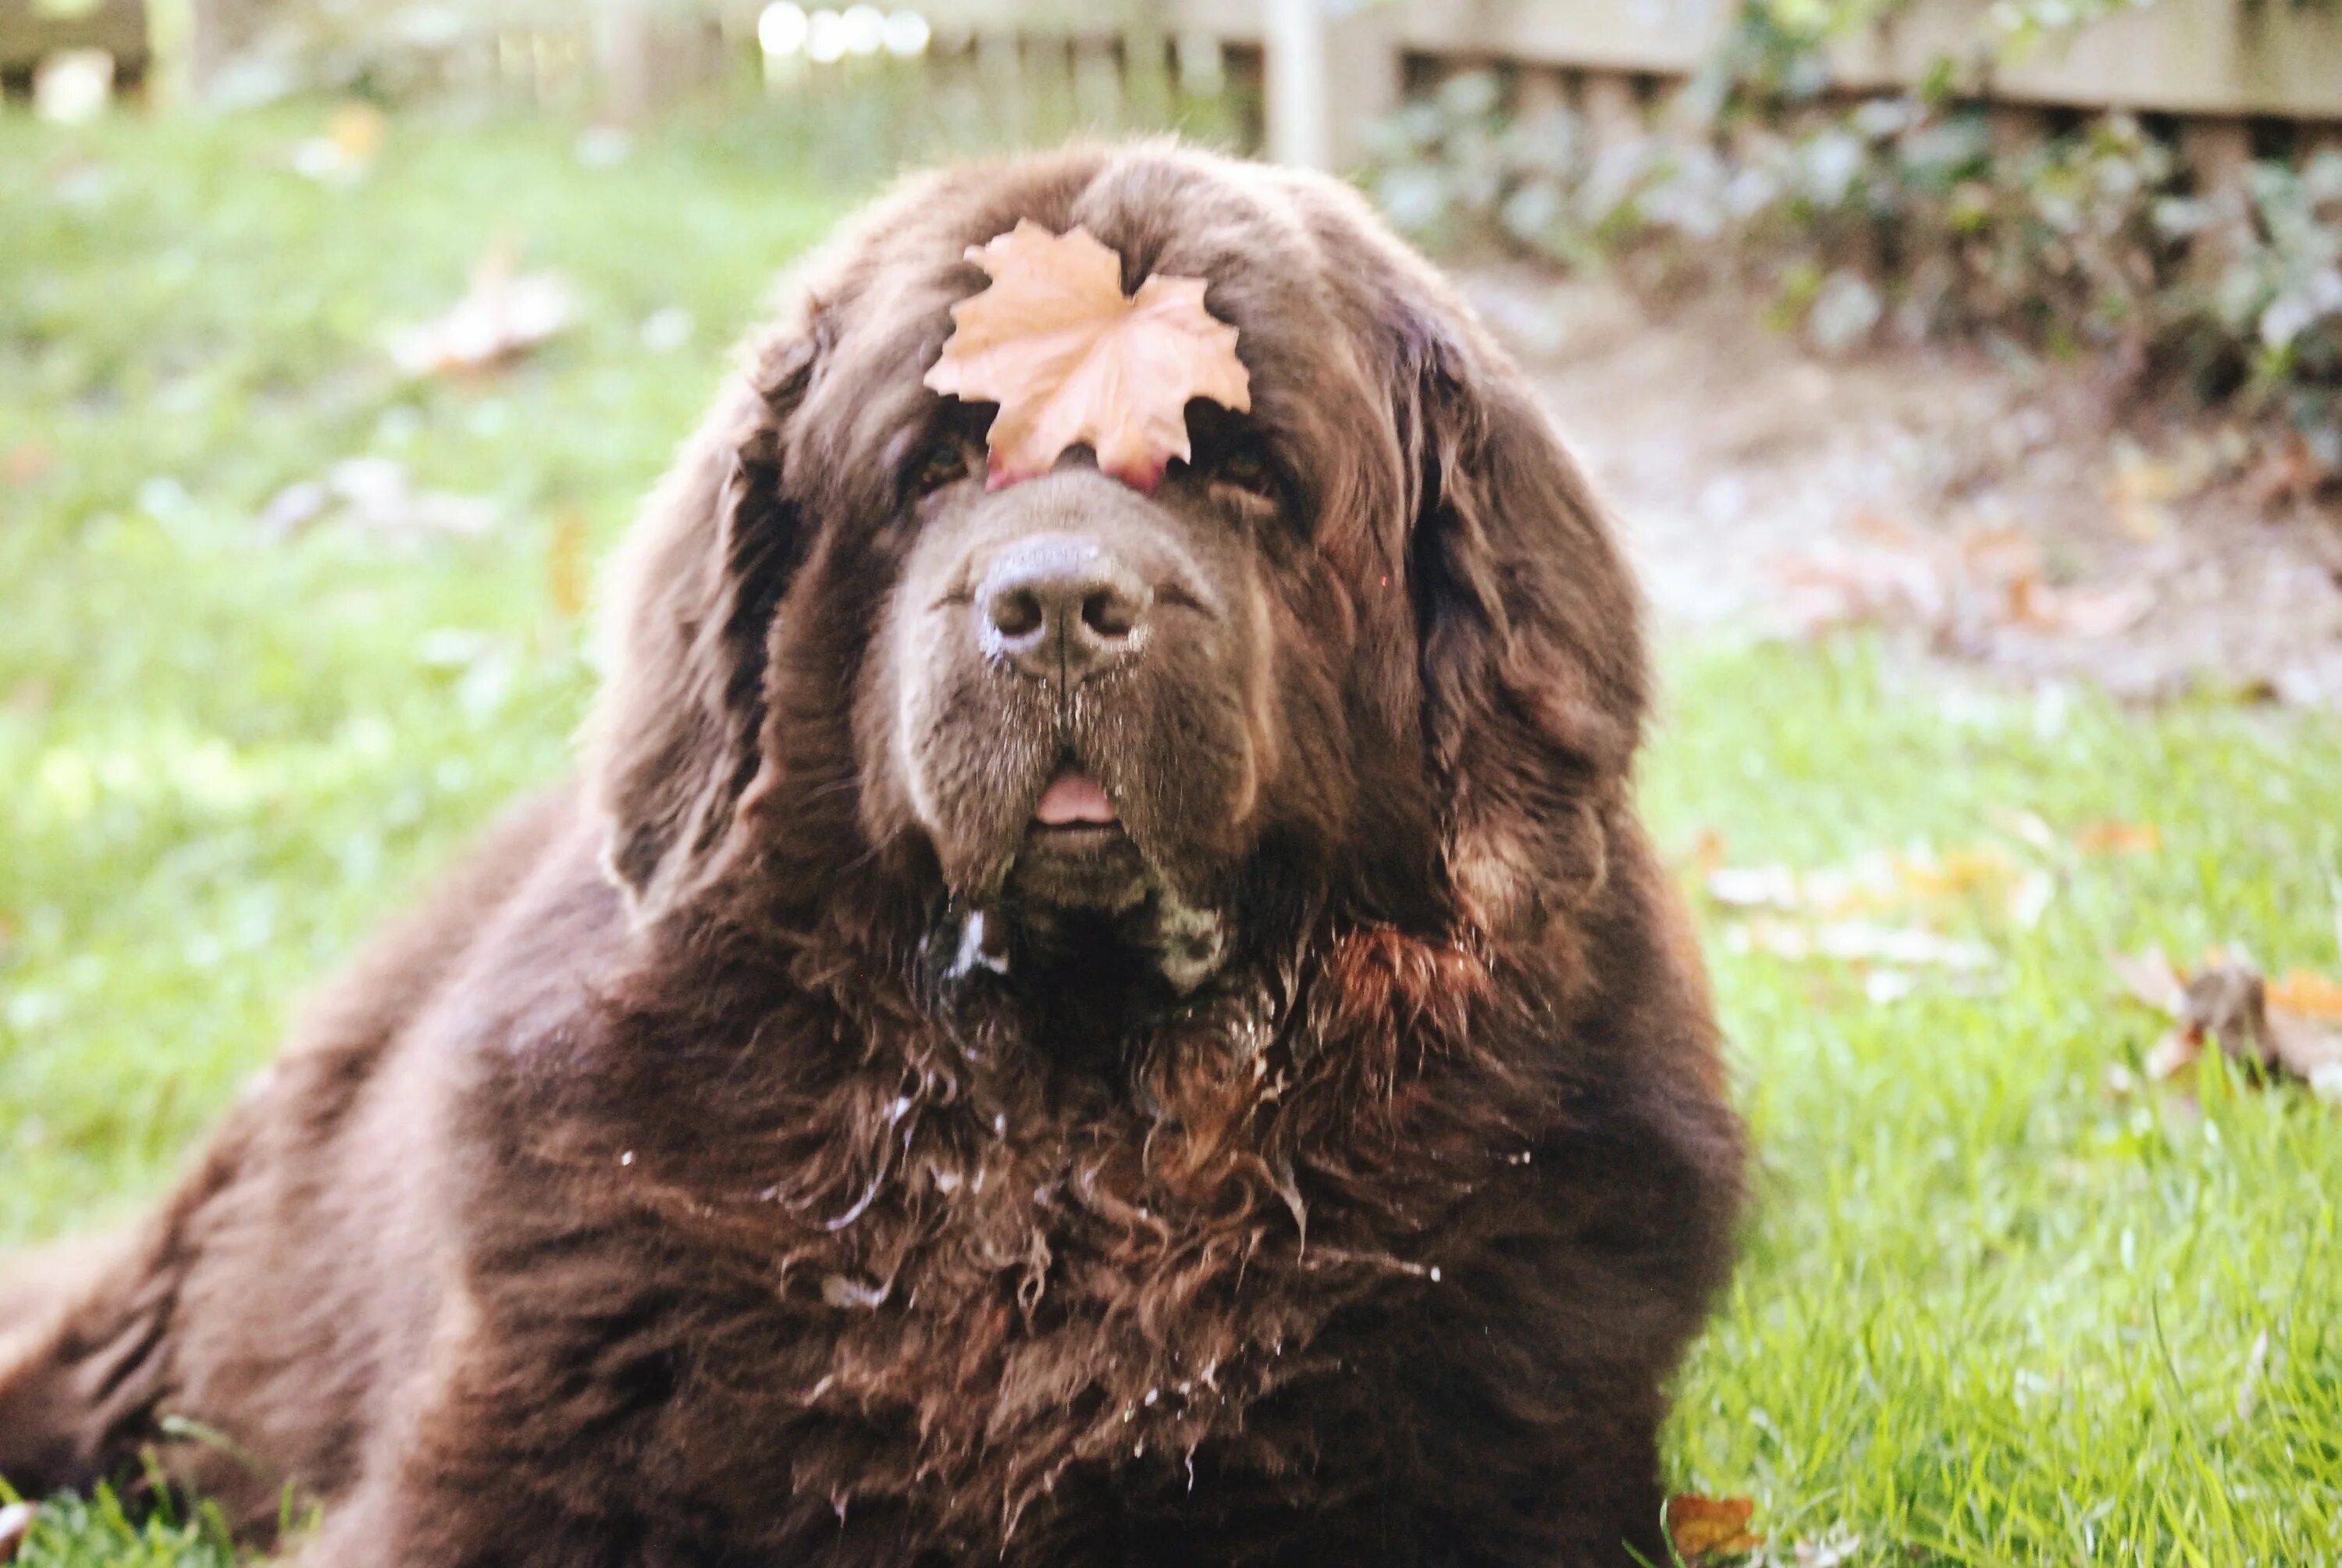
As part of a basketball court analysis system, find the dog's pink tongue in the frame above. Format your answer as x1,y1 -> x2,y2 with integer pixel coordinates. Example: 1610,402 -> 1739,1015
1034,773 -> 1116,826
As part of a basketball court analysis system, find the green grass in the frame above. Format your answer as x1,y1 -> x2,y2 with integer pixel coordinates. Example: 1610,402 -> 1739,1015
4,103 -> 2340,1567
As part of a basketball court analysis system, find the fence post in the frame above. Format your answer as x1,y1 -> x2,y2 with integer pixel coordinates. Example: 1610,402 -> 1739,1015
596,0 -> 658,123
1121,14 -> 1173,129
1073,32 -> 1121,130
1514,66 -> 1570,122
978,28 -> 1026,144
2180,116 -> 2255,274
1582,72 -> 1646,155
1323,5 -> 1401,172
185,0 -> 263,96
1265,0 -> 1330,169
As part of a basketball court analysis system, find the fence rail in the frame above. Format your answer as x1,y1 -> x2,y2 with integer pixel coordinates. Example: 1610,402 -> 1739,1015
924,0 -> 2342,123
0,0 -> 147,84
9,2 -> 2341,166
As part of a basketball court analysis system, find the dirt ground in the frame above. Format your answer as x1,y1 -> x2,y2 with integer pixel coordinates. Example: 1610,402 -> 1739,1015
1463,268 -> 2342,708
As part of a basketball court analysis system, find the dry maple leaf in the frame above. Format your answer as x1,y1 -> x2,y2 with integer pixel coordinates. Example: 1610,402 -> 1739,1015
2271,968 -> 2342,1021
2074,820 -> 2160,855
0,1501 -> 34,1563
1666,1493 -> 1764,1560
2113,948 -> 2342,1099
923,221 -> 1251,491
388,244 -> 577,380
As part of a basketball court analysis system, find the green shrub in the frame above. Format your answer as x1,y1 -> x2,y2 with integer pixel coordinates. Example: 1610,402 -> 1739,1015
1368,2 -> 2342,471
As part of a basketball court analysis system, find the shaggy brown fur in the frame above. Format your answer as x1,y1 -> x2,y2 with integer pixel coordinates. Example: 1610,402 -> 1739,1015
0,145 -> 1743,1566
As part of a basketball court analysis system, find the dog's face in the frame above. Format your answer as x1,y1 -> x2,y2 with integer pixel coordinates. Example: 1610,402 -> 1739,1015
863,401 -> 1344,989
586,148 -> 1649,1012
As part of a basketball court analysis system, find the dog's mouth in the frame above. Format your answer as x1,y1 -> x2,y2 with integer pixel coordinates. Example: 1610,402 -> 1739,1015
1030,770 -> 1119,830
1011,767 -> 1148,912
927,763 -> 1230,1001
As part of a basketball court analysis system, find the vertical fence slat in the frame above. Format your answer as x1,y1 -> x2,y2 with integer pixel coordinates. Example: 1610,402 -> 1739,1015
977,28 -> 1025,144
1581,71 -> 1644,155
2180,115 -> 2255,273
1265,0 -> 1329,169
1514,65 -> 1569,122
1072,33 -> 1120,130
1120,20 -> 1173,129
1322,7 -> 1401,171
1174,29 -> 1225,101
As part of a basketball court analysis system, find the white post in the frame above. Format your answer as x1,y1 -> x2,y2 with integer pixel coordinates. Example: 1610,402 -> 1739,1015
1265,0 -> 1331,171
596,0 -> 659,125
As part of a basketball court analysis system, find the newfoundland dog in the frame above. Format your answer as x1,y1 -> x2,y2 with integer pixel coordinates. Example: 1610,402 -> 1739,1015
0,144 -> 1742,1566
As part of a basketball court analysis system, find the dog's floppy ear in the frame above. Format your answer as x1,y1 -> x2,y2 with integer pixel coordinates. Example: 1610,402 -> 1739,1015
583,318 -> 824,920
1398,301 -> 1648,940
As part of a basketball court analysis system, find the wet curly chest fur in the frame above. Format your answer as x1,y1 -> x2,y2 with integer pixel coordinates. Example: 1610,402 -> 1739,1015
575,928 -> 1511,1536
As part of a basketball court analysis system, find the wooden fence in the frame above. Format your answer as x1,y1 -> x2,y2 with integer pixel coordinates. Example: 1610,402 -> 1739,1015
10,0 -> 2342,176
918,0 -> 2342,166
0,0 -> 147,89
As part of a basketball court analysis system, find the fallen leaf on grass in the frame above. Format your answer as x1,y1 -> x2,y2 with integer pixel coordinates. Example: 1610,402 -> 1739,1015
1665,829 -> 1733,896
1707,843 -> 2031,1004
0,1502 -> 34,1562
2114,948 -> 2342,1102
1754,1528 -> 1864,1568
2111,946 -> 2188,1016
2270,968 -> 2342,1020
1768,511 -> 2155,650
390,245 -> 578,380
1667,1494 -> 1763,1560
547,507 -> 590,617
293,101 -> 386,182
258,457 -> 497,542
923,221 -> 1251,490
1707,844 -> 2051,928
1706,863 -> 1803,911
2073,820 -> 2160,855
1732,918 -> 1994,970
3,443 -> 55,485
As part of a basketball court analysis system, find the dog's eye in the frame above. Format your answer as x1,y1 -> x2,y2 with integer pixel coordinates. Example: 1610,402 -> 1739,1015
911,437 -> 974,497
1208,446 -> 1281,505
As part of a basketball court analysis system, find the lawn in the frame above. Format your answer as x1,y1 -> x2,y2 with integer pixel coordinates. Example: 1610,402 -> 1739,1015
4,104 -> 2340,1566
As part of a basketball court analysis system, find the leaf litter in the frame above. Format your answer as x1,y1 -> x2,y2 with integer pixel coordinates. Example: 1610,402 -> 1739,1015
1700,837 -> 2061,1003
2112,945 -> 2342,1106
1666,1493 -> 1764,1561
257,457 -> 496,542
1478,273 -> 2342,709
291,101 -> 386,183
1770,510 -> 2157,649
389,241 -> 578,380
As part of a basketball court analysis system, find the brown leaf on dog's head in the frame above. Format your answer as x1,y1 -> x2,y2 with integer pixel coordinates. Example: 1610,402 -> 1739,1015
923,220 -> 1251,491
1666,1493 -> 1764,1560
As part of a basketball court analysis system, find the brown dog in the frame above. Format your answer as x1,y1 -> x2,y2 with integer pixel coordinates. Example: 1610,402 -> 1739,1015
0,145 -> 1743,1566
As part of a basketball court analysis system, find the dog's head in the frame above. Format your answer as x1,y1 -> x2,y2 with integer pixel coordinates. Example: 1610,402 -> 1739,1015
585,146 -> 1645,1011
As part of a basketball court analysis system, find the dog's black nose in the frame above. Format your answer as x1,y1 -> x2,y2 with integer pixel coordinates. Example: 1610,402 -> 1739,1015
978,534 -> 1151,685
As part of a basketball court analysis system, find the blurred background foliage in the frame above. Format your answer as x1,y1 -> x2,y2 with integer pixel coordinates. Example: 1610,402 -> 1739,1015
1368,0 -> 2342,469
